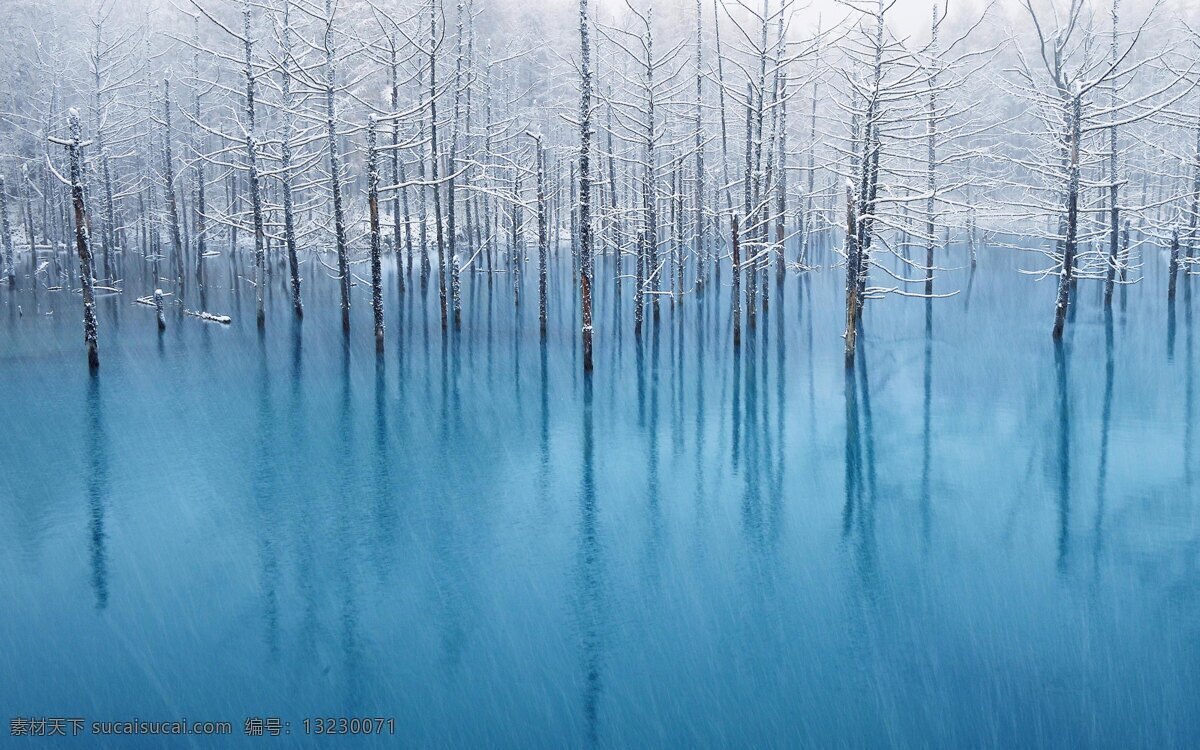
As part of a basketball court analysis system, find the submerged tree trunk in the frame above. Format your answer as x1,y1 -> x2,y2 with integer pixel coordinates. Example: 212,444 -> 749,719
429,2 -> 448,330
673,157 -> 684,301
776,69 -> 787,281
21,166 -> 37,286
1120,219 -> 1131,284
367,117 -> 385,352
635,180 -> 646,335
416,61 -> 431,281
0,176 -> 14,286
693,0 -> 707,290
925,2 -> 938,298
389,37 -> 406,296
644,16 -> 659,324
1187,107 -> 1200,273
448,0 -> 466,330
803,25 -> 820,264
399,160 -> 414,279
100,152 -> 116,282
844,181 -> 861,365
1104,0 -> 1122,308
578,0 -> 594,371
512,170 -> 522,307
281,0 -> 302,317
192,16 -> 206,285
732,213 -> 741,349
1169,226 -> 1182,302
240,1 -> 266,328
1052,89 -> 1082,340
57,110 -> 100,369
534,135 -> 548,336
742,83 -> 755,330
154,288 -> 166,331
162,79 -> 183,286
324,0 -> 350,332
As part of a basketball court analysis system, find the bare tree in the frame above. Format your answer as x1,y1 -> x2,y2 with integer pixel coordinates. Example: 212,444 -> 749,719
367,115 -> 385,350
49,110 -> 100,369
1007,0 -> 1187,338
578,0 -> 594,370
0,176 -> 13,286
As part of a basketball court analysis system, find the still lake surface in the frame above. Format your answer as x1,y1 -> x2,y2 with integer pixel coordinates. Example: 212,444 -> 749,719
1,242 -> 1198,747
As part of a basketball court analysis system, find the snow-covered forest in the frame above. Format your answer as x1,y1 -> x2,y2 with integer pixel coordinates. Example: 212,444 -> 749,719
1,0 -> 1200,366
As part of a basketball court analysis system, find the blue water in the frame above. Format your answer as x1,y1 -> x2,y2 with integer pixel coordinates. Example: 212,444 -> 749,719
1,243 -> 1198,747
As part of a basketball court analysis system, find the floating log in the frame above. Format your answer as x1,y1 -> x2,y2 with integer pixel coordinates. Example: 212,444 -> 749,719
135,293 -> 231,325
181,308 -> 232,325
135,293 -> 171,308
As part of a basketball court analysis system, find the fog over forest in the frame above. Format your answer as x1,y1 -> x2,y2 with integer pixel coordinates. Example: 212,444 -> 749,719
2,0 -> 1200,356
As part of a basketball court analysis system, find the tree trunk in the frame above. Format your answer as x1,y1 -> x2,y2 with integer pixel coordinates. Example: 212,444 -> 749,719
367,117 -> 385,351
390,38 -> 406,295
323,0 -> 350,332
579,0 -> 595,369
1052,90 -> 1082,340
1104,0 -> 1122,308
536,138 -> 548,336
429,3 -> 448,329
241,2 -> 266,328
448,0 -> 466,329
925,2 -> 939,298
844,181 -> 861,365
732,213 -> 741,349
693,0 -> 707,290
1169,226 -> 1182,302
279,0 -> 302,316
61,111 -> 100,369
162,79 -> 183,286
0,176 -> 14,285
154,288 -> 166,331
